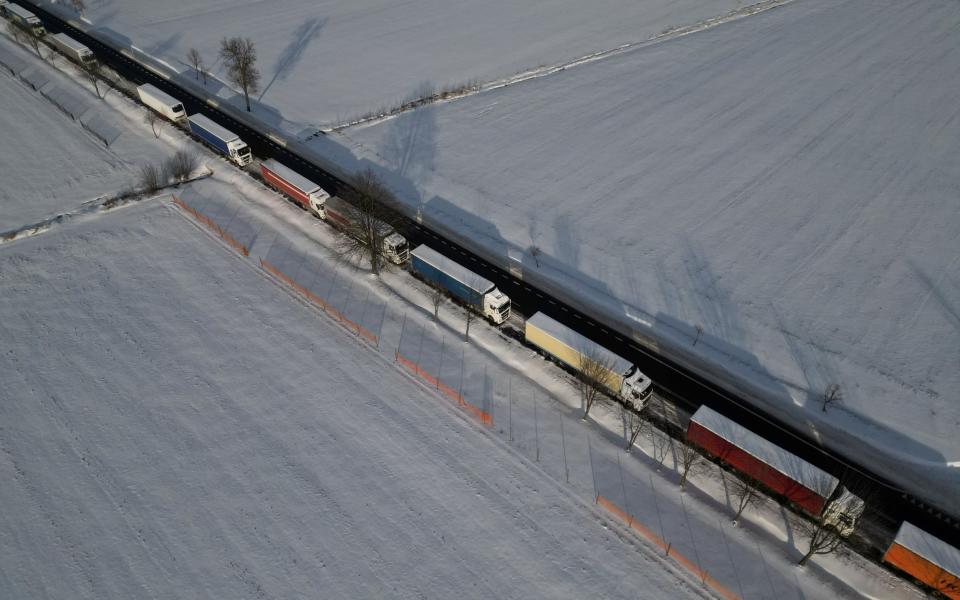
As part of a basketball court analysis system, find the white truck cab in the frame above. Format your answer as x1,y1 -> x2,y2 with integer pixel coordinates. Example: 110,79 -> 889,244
483,288 -> 511,324
621,367 -> 653,410
822,488 -> 864,537
383,231 -> 409,265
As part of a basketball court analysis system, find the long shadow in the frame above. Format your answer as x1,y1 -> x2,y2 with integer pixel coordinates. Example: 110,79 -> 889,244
148,32 -> 182,57
258,18 -> 326,102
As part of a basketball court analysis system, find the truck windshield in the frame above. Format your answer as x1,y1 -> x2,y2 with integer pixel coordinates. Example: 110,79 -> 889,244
172,104 -> 184,114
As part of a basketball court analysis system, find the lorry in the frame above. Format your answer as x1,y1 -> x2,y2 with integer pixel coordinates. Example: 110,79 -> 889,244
687,405 -> 863,536
260,159 -> 330,214
410,244 -> 510,324
6,4 -> 45,36
524,311 -> 652,408
137,83 -> 187,124
883,521 -> 960,599
47,33 -> 96,68
187,113 -> 252,167
316,195 -> 409,265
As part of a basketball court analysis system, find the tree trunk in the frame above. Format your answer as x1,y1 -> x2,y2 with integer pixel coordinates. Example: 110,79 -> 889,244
244,88 -> 251,111
798,547 -> 815,566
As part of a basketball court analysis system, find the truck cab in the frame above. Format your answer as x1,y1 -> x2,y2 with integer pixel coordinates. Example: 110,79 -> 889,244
229,142 -> 252,166
483,289 -> 511,324
621,366 -> 653,410
382,232 -> 409,265
307,188 -> 332,217
822,488 -> 864,537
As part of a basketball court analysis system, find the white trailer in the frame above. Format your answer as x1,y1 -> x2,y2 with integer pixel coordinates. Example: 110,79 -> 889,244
47,33 -> 96,68
6,3 -> 44,36
136,83 -> 187,124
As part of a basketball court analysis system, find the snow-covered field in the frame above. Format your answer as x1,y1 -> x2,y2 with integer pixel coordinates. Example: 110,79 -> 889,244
0,201 -> 706,599
40,0 -> 750,127
329,0 -> 960,514
0,34 -> 174,229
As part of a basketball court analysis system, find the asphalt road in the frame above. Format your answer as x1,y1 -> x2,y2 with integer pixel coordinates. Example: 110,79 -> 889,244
14,0 -> 959,551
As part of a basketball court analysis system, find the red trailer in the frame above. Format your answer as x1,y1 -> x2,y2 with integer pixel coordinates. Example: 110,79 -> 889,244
260,159 -> 329,214
687,406 -> 861,533
883,521 -> 960,599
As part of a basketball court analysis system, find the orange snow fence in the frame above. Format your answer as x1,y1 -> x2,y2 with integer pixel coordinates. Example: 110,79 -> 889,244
259,257 -> 380,347
596,495 -> 739,600
394,350 -> 493,426
173,196 -> 250,257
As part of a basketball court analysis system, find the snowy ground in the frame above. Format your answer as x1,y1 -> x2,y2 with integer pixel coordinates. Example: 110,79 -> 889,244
34,0 -> 752,127
0,5 -> 948,595
0,33 -> 176,229
0,200 -> 709,599
328,0 -> 960,515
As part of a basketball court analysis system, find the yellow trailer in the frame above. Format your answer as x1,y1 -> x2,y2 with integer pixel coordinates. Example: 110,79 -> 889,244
524,312 -> 652,409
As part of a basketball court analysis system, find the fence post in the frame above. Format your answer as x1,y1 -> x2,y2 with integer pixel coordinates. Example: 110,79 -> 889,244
588,435 -> 598,501
680,492 -> 705,584
649,473 -> 667,547
396,311 -> 407,358
534,395 -> 540,462
560,412 -> 569,483
718,518 -> 746,600
415,324 -> 425,375
359,289 -> 371,332
437,337 -> 445,390
508,377 -> 513,442
617,452 -> 631,525
458,345 -> 466,405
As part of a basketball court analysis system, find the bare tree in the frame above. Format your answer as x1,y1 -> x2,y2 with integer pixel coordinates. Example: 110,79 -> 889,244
166,150 -> 198,182
677,436 -> 706,491
530,245 -> 542,268
463,308 -> 476,341
693,324 -> 703,346
577,346 -> 616,420
821,383 -> 842,412
429,284 -> 444,322
22,25 -> 45,59
69,0 -> 86,15
797,480 -> 868,566
623,405 -> 647,451
82,61 -> 107,99
138,163 -> 167,194
335,169 -> 401,277
649,426 -> 673,470
219,37 -> 259,111
730,474 -> 763,525
144,110 -> 163,138
186,48 -> 203,81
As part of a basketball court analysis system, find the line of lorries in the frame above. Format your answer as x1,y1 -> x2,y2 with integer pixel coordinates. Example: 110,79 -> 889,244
7,4 -> 958,594
2,3 -> 96,67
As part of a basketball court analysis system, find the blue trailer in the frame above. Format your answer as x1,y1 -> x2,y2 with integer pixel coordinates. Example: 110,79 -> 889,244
410,244 -> 511,324
187,113 -> 252,166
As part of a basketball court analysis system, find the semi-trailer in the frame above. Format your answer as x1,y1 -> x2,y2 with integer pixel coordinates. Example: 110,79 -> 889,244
260,159 -> 330,214
187,113 -> 252,167
6,3 -> 44,36
524,311 -> 652,409
137,83 -> 187,123
687,405 -> 863,536
47,33 -> 96,68
317,195 -> 409,265
883,521 -> 960,599
410,244 -> 510,324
